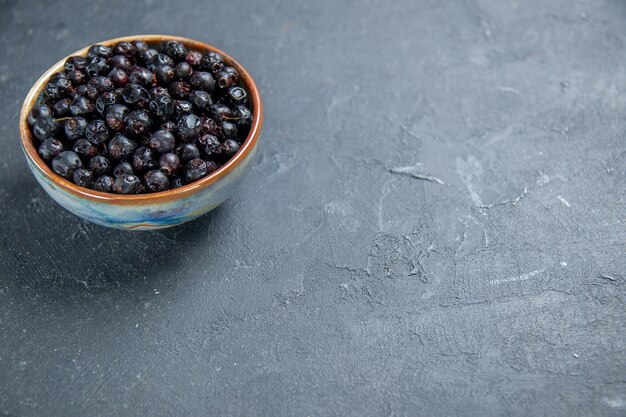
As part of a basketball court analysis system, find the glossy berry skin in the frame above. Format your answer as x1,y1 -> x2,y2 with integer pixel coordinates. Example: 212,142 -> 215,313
189,71 -> 215,92
138,48 -> 159,64
92,175 -> 114,192
161,40 -> 187,61
38,138 -> 64,160
125,109 -> 152,136
113,174 -> 140,194
32,116 -> 58,141
131,147 -> 156,172
148,129 -> 175,153
176,114 -> 201,142
210,103 -> 231,122
201,52 -> 224,73
176,143 -> 200,161
129,66 -> 156,88
219,121 -> 238,139
112,41 -> 136,58
188,90 -> 212,113
198,134 -> 221,158
86,56 -> 109,77
89,155 -> 111,175
75,85 -> 88,96
72,168 -> 94,188
158,152 -> 180,175
67,70 -> 86,85
149,94 -> 174,118
170,176 -> 184,188
184,158 -> 207,182
215,71 -> 234,89
108,68 -> 129,87
144,170 -> 170,192
161,120 -> 176,132
221,139 -> 240,159
122,84 -> 150,106
152,53 -> 175,68
113,161 -> 134,178
86,76 -> 114,99
44,75 -> 73,99
28,104 -> 53,127
73,139 -> 98,158
227,86 -> 247,105
155,65 -> 175,85
105,104 -> 129,131
85,119 -> 109,144
200,117 -> 219,136
174,100 -> 193,116
108,55 -> 132,71
52,98 -> 72,117
108,133 -> 137,160
87,44 -> 111,59
64,56 -> 87,72
185,50 -> 203,67
95,92 -> 118,115
234,105 -> 253,127
174,62 -> 193,81
132,40 -> 149,53
64,117 -> 88,141
52,151 -> 83,178
169,81 -> 190,99
69,95 -> 95,117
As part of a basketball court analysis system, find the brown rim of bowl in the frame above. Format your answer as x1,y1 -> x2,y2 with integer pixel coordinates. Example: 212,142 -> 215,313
19,34 -> 262,205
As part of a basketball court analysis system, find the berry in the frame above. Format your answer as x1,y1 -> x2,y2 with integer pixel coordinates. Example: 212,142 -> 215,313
75,85 -> 88,96
234,105 -> 253,127
73,139 -> 98,158
113,161 -> 134,177
38,138 -> 64,160
200,117 -> 219,135
169,81 -> 190,99
108,68 -> 129,87
174,62 -> 193,81
69,95 -> 95,117
52,151 -> 82,178
86,76 -> 113,99
32,116 -> 58,141
174,100 -> 193,116
198,134 -> 222,158
131,146 -> 156,171
201,51 -> 224,73
170,176 -> 184,188
149,94 -> 174,118
227,86 -> 247,105
144,170 -> 170,192
64,56 -> 87,72
44,75 -> 73,99
176,114 -> 201,142
87,44 -> 111,59
64,117 -> 87,141
221,139 -> 240,159
125,109 -> 152,136
189,71 -> 214,92
132,40 -> 149,53
138,48 -> 159,65
158,153 -> 180,175
67,70 -> 86,85
85,119 -> 109,144
28,104 -> 52,127
108,133 -> 137,159
122,83 -> 150,106
160,40 -> 186,61
113,174 -> 140,194
73,168 -> 94,188
176,143 -> 200,161
86,56 -> 109,77
95,91 -> 118,115
129,66 -> 156,87
89,155 -> 111,175
184,158 -> 207,182
152,53 -> 175,68
215,70 -> 234,89
148,129 -> 175,153
210,103 -> 231,122
93,175 -> 114,192
52,98 -> 72,117
155,65 -> 175,85
112,41 -> 136,58
105,104 -> 129,131
108,55 -> 132,71
219,121 -> 238,139
161,121 -> 176,132
188,90 -> 212,112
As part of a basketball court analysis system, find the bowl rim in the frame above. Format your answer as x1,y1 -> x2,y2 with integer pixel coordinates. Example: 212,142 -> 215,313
19,34 -> 262,205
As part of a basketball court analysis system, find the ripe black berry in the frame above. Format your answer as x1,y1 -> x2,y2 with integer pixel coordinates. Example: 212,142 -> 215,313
155,65 -> 175,85
201,52 -> 224,73
169,81 -> 190,99
215,71 -> 234,89
176,114 -> 201,142
93,175 -> 114,192
87,44 -> 111,59
158,153 -> 180,175
85,119 -> 109,144
69,95 -> 95,117
148,129 -> 175,153
161,40 -> 187,61
132,40 -> 149,53
108,55 -> 132,71
131,146 -> 156,171
186,50 -> 202,67
52,98 -> 72,117
161,120 -> 176,132
52,151 -> 82,178
145,170 -> 170,192
125,109 -> 152,136
234,105 -> 253,127
32,116 -> 58,141
67,70 -> 86,85
112,41 -> 136,58
122,83 -> 150,106
227,86 -> 247,105
210,103 -> 231,122
184,158 -> 207,182
113,174 -> 140,194
95,92 -> 118,115
64,117 -> 87,141
64,56 -> 87,72
198,134 -> 222,158
170,176 -> 184,188
108,133 -> 137,159
108,68 -> 129,87
38,138 -> 64,160
149,94 -> 174,118
129,66 -> 156,87
174,62 -> 193,81
113,161 -> 134,178
73,168 -> 94,188
105,104 -> 129,131
152,53 -> 175,68
44,75 -> 73,99
28,104 -> 53,127
174,100 -> 193,116
200,117 -> 219,135
188,90 -> 212,113
89,155 -> 111,175
221,139 -> 240,159
73,139 -> 98,158
86,56 -> 109,77
189,71 -> 215,92
176,143 -> 200,161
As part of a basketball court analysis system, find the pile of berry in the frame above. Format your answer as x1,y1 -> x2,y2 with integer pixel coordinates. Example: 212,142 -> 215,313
27,39 -> 253,194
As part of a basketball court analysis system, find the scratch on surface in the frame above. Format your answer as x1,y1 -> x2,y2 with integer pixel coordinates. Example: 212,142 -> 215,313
557,195 -> 572,207
479,186 -> 528,210
495,86 -> 520,95
389,163 -> 446,185
490,269 -> 545,286
456,155 -> 484,206
598,274 -> 617,282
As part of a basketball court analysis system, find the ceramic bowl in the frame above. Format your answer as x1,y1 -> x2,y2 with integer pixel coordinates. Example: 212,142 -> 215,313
19,35 -> 262,230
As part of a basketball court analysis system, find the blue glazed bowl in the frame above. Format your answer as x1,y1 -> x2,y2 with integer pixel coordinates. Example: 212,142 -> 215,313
19,35 -> 262,230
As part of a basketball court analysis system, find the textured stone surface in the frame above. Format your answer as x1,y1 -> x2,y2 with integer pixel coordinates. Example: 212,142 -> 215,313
0,0 -> 625,416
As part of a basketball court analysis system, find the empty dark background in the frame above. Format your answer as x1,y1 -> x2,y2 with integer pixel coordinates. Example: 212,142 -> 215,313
1,0 -> 625,416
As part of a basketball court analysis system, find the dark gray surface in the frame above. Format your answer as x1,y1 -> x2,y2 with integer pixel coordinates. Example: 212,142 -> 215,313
0,0 -> 625,416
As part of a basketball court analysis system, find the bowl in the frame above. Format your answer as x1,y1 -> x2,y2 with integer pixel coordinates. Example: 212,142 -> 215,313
19,35 -> 262,230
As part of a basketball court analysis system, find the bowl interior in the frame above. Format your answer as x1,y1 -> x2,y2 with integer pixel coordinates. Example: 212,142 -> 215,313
19,35 -> 262,204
